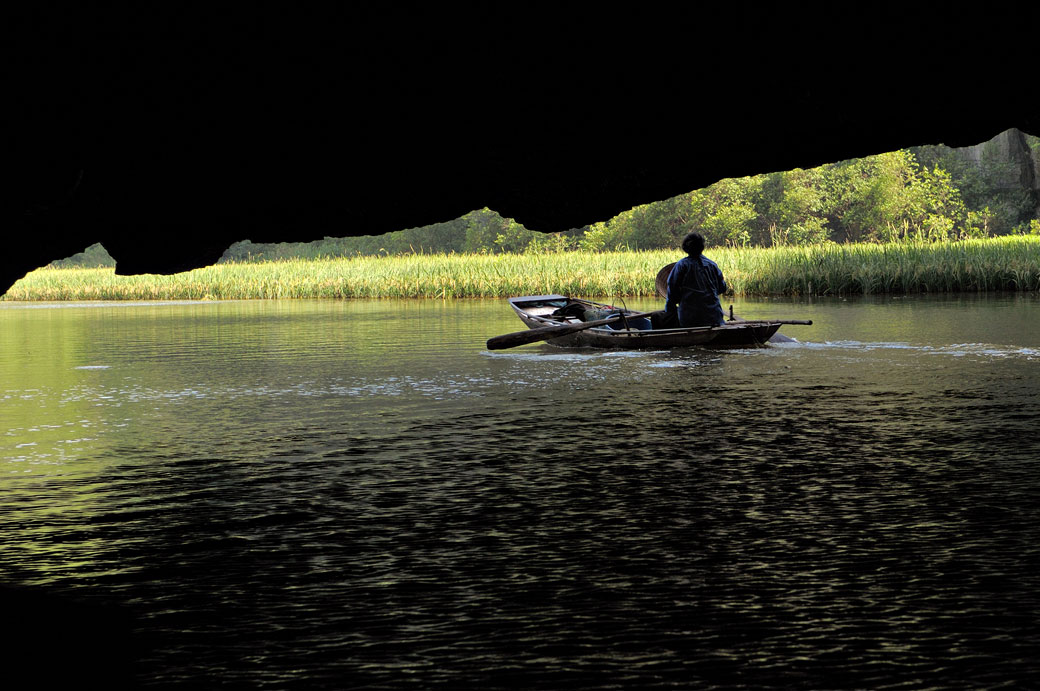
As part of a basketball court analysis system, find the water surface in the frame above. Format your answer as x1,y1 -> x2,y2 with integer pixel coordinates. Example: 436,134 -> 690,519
2,295 -> 1039,688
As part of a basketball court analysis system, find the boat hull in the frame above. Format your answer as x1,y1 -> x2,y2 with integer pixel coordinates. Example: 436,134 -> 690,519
507,295 -> 782,349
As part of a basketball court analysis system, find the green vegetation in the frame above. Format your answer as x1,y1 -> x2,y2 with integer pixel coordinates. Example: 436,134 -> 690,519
52,134 -> 1039,269
48,242 -> 117,268
724,236 -> 1040,295
29,131 -> 1038,301
581,143 -> 1040,251
199,132 -> 1040,259
217,209 -> 587,262
216,138 -> 1037,260
9,236 -> 1039,301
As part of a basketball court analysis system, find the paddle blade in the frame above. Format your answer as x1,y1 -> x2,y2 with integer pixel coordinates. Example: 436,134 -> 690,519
486,310 -> 662,351
486,321 -> 599,350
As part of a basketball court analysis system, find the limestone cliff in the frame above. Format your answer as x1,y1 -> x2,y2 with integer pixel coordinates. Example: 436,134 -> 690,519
955,128 -> 1040,219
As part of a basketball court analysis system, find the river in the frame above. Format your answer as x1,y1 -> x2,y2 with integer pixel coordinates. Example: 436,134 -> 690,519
2,294 -> 1039,689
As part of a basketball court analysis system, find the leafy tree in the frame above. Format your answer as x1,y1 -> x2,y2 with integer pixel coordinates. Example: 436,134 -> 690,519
763,168 -> 829,245
689,178 -> 759,247
493,218 -> 533,253
825,151 -> 915,242
912,141 -> 1035,235
579,221 -> 629,251
622,194 -> 695,249
525,231 -> 581,253
463,208 -> 507,253
49,242 -> 116,267
906,164 -> 968,240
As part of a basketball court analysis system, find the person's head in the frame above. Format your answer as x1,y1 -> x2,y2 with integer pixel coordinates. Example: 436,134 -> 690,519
681,231 -> 705,257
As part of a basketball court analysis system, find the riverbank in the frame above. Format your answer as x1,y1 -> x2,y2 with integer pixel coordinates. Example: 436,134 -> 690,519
4,236 -> 1039,300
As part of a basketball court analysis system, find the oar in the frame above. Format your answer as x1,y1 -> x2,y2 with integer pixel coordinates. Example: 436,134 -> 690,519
723,319 -> 813,326
487,310 -> 664,350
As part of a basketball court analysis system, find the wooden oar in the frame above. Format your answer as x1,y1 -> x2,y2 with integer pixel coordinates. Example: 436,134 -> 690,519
487,310 -> 664,350
724,319 -> 813,326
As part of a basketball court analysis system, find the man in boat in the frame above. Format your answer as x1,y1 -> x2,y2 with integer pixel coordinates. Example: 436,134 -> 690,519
664,231 -> 728,327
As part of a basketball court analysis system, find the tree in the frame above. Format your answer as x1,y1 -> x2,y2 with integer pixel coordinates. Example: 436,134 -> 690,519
493,218 -> 533,253
825,151 -> 917,242
763,168 -> 830,245
463,208 -> 505,253
580,221 -> 629,251
690,178 -> 759,247
906,164 -> 968,240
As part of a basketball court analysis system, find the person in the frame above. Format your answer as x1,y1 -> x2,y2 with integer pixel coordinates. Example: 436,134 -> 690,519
664,231 -> 728,327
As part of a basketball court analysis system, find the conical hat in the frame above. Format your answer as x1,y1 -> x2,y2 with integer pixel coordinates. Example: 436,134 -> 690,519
655,263 -> 675,298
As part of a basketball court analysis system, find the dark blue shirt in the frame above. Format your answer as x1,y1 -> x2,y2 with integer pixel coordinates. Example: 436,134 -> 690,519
665,255 -> 728,327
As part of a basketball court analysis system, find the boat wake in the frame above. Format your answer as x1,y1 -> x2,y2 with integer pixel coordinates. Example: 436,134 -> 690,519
482,349 -> 656,362
803,340 -> 1039,359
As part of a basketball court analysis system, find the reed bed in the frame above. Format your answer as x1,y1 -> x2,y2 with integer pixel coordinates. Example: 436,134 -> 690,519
5,237 -> 1039,301
717,236 -> 1040,295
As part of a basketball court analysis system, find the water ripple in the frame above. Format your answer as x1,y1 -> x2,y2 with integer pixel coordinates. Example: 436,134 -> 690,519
2,298 -> 1040,689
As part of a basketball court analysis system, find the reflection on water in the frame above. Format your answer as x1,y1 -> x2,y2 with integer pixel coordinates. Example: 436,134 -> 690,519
1,295 -> 1039,688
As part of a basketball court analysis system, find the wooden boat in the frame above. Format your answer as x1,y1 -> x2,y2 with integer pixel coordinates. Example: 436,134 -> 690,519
505,295 -> 795,349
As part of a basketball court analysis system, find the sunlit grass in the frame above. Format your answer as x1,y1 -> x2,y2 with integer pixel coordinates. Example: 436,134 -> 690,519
716,236 -> 1040,295
5,237 -> 1039,300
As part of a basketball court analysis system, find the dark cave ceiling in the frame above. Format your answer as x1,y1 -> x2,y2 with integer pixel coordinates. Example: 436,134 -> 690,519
8,6 -> 1038,296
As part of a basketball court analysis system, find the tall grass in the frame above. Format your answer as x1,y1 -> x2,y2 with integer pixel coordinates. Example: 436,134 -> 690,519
718,236 -> 1040,295
4,237 -> 1039,301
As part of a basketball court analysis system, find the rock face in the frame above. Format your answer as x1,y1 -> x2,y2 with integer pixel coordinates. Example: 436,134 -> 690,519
7,7 -> 1040,297
1034,150 -> 1040,200
958,129 -> 1040,208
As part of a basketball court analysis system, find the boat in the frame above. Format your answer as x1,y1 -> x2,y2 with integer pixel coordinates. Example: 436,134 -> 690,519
501,295 -> 798,349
